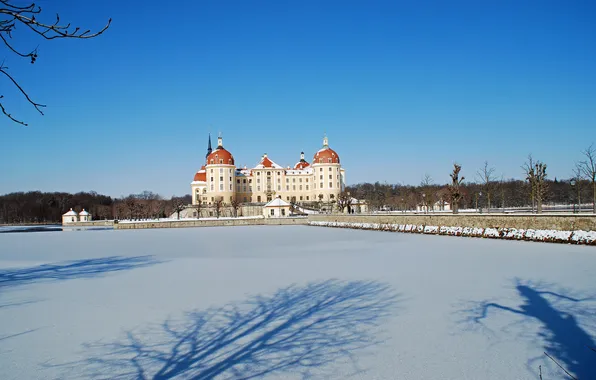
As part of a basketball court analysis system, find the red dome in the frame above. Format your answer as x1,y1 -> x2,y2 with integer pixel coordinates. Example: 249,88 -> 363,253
207,147 -> 235,165
294,161 -> 310,170
313,147 -> 340,164
193,166 -> 206,182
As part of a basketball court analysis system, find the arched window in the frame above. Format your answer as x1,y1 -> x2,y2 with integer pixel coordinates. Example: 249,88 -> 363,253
319,158 -> 323,163
328,158 -> 332,163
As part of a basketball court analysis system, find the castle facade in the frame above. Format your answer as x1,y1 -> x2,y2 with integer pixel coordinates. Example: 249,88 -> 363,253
191,135 -> 345,206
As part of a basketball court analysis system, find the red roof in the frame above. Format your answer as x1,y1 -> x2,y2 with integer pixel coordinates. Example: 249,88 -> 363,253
193,166 -> 206,182
294,161 -> 310,170
207,148 -> 235,165
313,147 -> 340,164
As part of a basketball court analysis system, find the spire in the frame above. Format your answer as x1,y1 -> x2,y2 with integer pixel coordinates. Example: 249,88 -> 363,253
206,133 -> 213,159
217,132 -> 223,148
300,151 -> 305,162
323,133 -> 329,148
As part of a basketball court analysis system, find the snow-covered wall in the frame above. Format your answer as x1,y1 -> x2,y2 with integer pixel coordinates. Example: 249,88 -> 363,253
308,221 -> 596,245
308,213 -> 596,231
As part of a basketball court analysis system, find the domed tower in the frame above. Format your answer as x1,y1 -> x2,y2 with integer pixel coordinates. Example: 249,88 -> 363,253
312,135 -> 343,205
205,135 -> 236,205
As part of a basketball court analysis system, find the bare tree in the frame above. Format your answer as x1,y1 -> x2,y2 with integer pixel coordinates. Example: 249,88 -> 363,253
476,161 -> 496,213
522,155 -> 547,214
522,155 -> 537,213
571,164 -> 583,213
171,198 -> 185,220
579,144 -> 596,213
214,197 -> 223,218
0,1 -> 111,125
448,163 -> 464,214
230,198 -> 241,217
192,198 -> 203,219
420,174 -> 434,212
337,191 -> 352,214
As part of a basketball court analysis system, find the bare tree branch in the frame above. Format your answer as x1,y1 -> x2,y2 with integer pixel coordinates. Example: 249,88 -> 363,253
0,1 -> 110,125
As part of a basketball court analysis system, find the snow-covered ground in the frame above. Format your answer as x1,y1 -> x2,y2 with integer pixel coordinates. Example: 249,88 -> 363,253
1,226 -> 595,379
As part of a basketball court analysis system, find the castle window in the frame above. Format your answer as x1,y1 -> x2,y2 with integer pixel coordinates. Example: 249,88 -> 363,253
210,184 -> 214,191
210,160 -> 214,164
228,159 -> 232,164
220,177 -> 223,181
329,175 -> 332,179
329,182 -> 332,188
219,159 -> 223,164
229,184 -> 232,191
237,179 -> 240,184
320,175 -> 323,180
210,169 -> 213,173
305,178 -> 308,182
267,171 -> 271,175
306,185 -> 309,190
286,185 -> 289,191
257,172 -> 261,176
292,178 -> 295,183
320,168 -> 323,172
319,158 -> 323,163
300,196 -> 303,200
203,189 -> 207,193
257,179 -> 260,183
243,179 -> 246,183
229,177 -> 232,181
286,178 -> 289,183
328,158 -> 332,163
299,185 -> 302,190
257,186 -> 261,191
306,196 -> 310,200
219,184 -> 223,191
299,178 -> 302,183
277,185 -> 281,191
320,182 -> 323,188
210,177 -> 213,181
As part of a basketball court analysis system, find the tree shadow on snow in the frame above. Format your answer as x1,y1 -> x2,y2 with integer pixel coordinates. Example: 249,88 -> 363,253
0,256 -> 160,291
59,280 -> 399,379
459,278 -> 596,379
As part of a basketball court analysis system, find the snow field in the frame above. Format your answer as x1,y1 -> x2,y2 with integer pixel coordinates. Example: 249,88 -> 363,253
0,226 -> 595,379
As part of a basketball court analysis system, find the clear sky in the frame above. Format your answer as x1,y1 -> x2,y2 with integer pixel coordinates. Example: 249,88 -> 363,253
1,0 -> 595,198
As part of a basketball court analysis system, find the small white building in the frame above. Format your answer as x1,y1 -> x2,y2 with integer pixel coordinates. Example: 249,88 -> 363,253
62,209 -> 78,224
263,197 -> 291,218
417,200 -> 451,213
79,209 -> 92,222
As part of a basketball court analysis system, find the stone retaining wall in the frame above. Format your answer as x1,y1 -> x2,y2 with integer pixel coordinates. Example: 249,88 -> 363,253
113,217 -> 307,230
66,220 -> 115,227
308,213 -> 596,231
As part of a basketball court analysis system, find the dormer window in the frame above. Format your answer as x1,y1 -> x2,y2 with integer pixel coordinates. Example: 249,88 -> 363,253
328,158 -> 332,163
210,160 -> 214,164
319,158 -> 323,163
219,159 -> 223,164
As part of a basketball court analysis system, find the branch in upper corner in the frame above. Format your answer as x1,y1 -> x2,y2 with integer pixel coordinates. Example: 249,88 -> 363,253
0,1 -> 110,125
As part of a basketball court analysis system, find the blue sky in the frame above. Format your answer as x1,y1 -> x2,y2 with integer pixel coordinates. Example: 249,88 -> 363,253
1,0 -> 595,197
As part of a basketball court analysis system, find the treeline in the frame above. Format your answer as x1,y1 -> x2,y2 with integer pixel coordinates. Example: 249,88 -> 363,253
0,191 -> 191,224
346,177 -> 592,211
348,146 -> 596,213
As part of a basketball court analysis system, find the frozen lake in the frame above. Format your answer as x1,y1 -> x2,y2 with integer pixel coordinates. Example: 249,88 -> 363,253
1,226 -> 595,379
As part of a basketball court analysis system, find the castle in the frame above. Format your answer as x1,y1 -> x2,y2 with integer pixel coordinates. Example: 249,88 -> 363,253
191,134 -> 346,206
